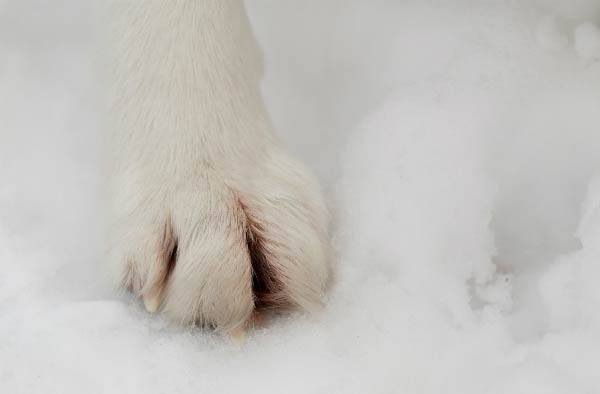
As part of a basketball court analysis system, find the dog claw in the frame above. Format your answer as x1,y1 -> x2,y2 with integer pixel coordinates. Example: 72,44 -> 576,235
229,326 -> 247,347
143,292 -> 162,313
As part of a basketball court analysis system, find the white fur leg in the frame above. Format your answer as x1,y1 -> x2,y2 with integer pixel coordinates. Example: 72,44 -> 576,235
106,0 -> 329,331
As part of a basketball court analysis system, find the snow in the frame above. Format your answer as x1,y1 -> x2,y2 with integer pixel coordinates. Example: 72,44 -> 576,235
575,22 -> 600,62
2,1 -> 600,393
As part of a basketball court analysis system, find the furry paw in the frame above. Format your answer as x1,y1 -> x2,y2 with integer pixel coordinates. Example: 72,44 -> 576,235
108,149 -> 329,332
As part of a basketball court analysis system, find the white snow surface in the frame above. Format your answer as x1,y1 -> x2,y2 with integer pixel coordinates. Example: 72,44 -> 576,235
2,1 -> 600,393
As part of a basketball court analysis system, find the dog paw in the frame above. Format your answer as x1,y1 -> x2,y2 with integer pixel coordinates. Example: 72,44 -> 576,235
108,149 -> 329,332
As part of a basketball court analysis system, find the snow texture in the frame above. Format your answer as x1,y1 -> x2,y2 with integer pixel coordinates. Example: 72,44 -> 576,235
2,1 -> 600,393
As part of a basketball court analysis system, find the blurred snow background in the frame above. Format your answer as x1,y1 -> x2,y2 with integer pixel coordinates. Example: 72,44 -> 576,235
2,1 -> 600,393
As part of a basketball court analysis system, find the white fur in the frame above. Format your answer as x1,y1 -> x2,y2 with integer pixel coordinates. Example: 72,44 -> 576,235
106,0 -> 329,332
